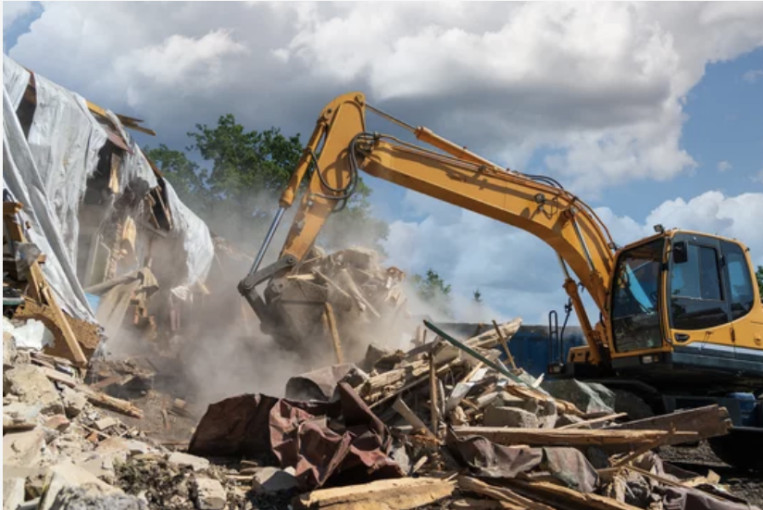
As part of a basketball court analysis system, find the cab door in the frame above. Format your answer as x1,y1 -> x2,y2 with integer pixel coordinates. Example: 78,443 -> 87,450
668,234 -> 734,360
720,240 -> 763,360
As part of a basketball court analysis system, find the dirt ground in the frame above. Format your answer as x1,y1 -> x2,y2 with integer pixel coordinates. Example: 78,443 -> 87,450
660,441 -> 763,506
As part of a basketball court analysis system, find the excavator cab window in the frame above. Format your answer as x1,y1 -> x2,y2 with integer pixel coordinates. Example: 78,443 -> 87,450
669,235 -> 729,330
611,239 -> 664,353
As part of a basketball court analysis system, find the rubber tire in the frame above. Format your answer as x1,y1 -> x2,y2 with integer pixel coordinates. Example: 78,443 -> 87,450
708,429 -> 763,471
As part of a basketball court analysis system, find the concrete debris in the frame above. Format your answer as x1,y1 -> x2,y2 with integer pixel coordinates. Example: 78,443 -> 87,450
541,378 -> 616,415
251,467 -> 300,494
192,477 -> 227,510
4,364 -> 65,415
167,451 -> 210,472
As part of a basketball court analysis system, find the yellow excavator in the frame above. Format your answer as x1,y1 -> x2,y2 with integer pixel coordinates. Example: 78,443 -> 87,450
238,92 -> 763,467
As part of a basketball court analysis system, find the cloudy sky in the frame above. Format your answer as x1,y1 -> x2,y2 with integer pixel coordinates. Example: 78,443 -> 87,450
4,1 -> 763,324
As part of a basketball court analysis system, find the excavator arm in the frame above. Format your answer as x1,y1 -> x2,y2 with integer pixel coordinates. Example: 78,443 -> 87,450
239,92 -> 618,361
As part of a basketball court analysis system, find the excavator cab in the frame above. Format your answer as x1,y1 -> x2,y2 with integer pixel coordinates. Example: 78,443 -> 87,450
605,231 -> 763,391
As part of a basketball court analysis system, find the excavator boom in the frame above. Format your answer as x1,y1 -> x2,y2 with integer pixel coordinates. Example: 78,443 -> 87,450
240,92 -> 618,361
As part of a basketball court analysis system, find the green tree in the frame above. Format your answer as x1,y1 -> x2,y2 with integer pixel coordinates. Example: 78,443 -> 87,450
411,269 -> 452,317
757,266 -> 763,298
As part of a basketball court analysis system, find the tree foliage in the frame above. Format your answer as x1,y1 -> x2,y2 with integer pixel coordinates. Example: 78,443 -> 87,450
411,269 -> 453,318
145,114 -> 388,252
757,265 -> 763,299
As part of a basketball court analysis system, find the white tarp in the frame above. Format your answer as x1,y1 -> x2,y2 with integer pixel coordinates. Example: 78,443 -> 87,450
3,88 -> 96,321
163,179 -> 214,287
3,57 -> 214,328
3,57 -> 30,109
26,70 -> 109,271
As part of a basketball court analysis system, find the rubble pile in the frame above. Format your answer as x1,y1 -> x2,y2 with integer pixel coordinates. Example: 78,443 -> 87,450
2,316 -> 251,510
183,319 -> 757,510
6,311 -> 758,510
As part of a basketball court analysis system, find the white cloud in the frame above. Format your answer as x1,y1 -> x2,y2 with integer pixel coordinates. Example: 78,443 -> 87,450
3,1 -> 34,29
382,190 -> 763,325
743,69 -> 763,83
113,30 -> 247,90
717,160 -> 732,172
6,3 -> 763,195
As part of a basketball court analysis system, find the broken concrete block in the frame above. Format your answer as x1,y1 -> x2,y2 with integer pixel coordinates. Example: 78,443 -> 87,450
94,417 -> 118,431
483,406 -> 539,428
60,386 -> 87,418
47,486 -> 146,510
4,364 -> 64,415
168,451 -> 210,472
251,466 -> 299,493
541,379 -> 615,415
39,461 -> 123,510
3,427 -> 46,468
44,414 -> 71,432
4,329 -> 17,369
193,477 -> 226,510
3,475 -> 26,510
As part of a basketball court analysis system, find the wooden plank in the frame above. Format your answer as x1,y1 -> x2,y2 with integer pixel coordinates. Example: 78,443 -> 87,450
556,412 -> 627,430
457,477 -> 555,510
323,302 -> 344,364
608,405 -> 731,444
492,319 -> 517,370
505,479 -> 642,510
296,477 -> 455,509
392,397 -> 436,440
452,426 -> 697,449
428,345 -> 440,437
76,385 -> 143,418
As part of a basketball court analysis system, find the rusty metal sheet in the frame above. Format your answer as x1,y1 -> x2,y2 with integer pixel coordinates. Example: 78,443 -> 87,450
189,382 -> 403,490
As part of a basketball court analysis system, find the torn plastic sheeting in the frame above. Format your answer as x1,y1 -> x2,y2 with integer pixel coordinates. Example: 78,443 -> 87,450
3,57 -> 30,110
3,88 -> 96,322
446,429 -> 543,478
25,66 -> 109,273
11,319 -> 55,350
189,382 -> 404,490
162,179 -> 213,286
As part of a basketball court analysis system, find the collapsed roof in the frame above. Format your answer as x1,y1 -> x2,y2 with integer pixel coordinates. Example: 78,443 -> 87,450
3,56 -> 214,330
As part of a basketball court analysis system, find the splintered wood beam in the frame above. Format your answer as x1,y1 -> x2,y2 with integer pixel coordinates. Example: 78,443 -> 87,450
504,479 -> 643,510
457,477 -> 555,510
452,426 -> 697,450
296,477 -> 455,509
607,405 -> 731,444
322,302 -> 344,364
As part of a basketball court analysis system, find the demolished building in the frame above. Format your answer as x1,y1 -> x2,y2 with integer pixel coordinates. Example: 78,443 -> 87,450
3,56 -> 214,363
3,56 -> 762,510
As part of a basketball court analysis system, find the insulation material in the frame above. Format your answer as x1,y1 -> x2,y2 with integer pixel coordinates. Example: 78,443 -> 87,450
163,179 -> 214,287
25,68 -> 109,272
3,89 -> 96,322
3,57 -> 30,109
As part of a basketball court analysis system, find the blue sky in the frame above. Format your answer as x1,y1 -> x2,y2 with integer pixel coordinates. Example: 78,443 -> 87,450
4,2 -> 763,324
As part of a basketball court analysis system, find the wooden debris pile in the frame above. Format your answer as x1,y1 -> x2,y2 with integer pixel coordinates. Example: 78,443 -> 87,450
186,318 -> 757,510
260,246 -> 410,358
